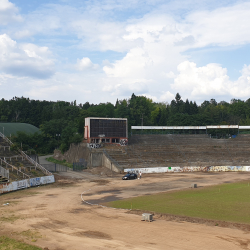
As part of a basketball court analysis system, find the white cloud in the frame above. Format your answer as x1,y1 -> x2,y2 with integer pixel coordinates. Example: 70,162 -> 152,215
1,0 -> 250,104
0,34 -> 55,78
102,78 -> 150,97
141,93 -> 158,102
0,71 -> 97,103
178,2 -> 250,49
101,14 -> 186,95
103,47 -> 153,78
171,61 -> 250,101
70,18 -> 141,52
159,91 -> 175,102
0,0 -> 22,25
229,65 -> 250,98
172,61 -> 230,96
100,0 -> 250,102
165,71 -> 176,78
75,57 -> 99,71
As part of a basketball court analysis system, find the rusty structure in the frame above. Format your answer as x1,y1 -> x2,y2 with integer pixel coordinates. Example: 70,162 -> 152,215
84,117 -> 128,144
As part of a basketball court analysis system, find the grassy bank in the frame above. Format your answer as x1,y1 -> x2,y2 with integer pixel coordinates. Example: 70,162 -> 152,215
0,236 -> 42,250
46,157 -> 73,168
105,181 -> 250,224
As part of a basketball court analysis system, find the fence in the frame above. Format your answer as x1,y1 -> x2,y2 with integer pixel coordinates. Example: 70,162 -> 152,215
0,157 -> 30,179
41,164 -> 68,172
73,159 -> 87,171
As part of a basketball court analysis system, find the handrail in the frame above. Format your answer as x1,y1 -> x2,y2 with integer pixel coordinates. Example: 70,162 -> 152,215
0,158 -> 30,179
0,132 -> 52,176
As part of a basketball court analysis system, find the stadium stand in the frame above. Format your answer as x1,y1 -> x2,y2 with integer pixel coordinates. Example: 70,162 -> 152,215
0,136 -> 51,182
104,134 -> 250,170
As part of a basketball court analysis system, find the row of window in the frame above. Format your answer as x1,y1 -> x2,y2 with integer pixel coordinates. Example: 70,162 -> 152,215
91,138 -> 121,143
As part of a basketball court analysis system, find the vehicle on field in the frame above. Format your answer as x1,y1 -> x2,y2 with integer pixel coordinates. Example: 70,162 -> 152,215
122,172 -> 137,180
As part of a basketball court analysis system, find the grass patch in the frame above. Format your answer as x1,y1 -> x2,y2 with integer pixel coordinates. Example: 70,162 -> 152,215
0,190 -> 40,202
18,230 -> 43,242
29,170 -> 43,177
106,181 -> 250,224
0,236 -> 42,250
0,215 -> 20,223
46,157 -> 73,168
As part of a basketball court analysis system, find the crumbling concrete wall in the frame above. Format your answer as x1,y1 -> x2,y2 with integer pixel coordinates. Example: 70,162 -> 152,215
102,153 -> 122,173
90,152 -> 103,167
54,143 -> 90,164
53,143 -> 122,172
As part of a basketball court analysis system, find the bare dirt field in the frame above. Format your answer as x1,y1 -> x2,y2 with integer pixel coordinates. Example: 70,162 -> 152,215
1,170 -> 250,250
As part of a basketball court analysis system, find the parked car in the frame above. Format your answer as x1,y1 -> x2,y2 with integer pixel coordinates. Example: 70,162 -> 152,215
122,172 -> 137,180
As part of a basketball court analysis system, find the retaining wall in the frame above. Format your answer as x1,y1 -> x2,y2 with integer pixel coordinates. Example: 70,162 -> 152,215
102,153 -> 122,173
53,143 -> 122,171
91,152 -> 103,167
0,175 -> 55,194
54,143 -> 90,164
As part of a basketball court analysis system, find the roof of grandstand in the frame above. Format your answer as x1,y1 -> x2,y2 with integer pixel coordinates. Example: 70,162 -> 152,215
131,125 -> 250,130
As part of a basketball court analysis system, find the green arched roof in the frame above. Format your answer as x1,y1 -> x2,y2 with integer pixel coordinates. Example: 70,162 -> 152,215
0,123 -> 39,137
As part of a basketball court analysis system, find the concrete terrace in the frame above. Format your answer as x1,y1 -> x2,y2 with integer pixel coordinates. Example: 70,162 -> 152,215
104,134 -> 250,170
0,137 -> 45,182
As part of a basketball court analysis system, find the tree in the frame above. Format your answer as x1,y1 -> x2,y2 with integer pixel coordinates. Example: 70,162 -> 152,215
170,93 -> 184,114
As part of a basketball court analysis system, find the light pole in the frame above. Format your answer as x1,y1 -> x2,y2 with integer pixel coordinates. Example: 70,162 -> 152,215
56,134 -> 60,148
140,113 -> 144,134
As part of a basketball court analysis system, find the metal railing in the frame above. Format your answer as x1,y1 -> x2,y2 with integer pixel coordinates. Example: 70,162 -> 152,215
0,132 -> 52,176
0,158 -> 30,179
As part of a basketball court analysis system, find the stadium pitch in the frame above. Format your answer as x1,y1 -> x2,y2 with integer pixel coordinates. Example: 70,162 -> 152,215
1,171 -> 250,250
105,181 -> 250,224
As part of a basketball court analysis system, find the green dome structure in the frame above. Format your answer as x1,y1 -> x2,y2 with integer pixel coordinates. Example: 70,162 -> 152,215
0,123 -> 39,137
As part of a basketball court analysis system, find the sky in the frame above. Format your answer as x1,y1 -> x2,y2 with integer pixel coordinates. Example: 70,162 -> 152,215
0,0 -> 250,105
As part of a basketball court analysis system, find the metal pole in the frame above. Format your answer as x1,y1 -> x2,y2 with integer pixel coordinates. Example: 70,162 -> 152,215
111,163 -> 113,178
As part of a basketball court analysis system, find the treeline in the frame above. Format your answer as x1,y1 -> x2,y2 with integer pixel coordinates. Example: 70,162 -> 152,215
1,93 -> 250,154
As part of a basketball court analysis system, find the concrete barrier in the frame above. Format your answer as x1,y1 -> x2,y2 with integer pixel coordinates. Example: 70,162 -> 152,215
124,166 -> 250,173
0,175 -> 55,194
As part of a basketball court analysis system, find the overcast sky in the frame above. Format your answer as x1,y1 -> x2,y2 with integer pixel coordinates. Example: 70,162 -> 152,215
0,0 -> 250,104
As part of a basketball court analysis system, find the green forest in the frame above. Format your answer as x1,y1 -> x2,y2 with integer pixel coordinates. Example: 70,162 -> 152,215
1,93 -> 250,154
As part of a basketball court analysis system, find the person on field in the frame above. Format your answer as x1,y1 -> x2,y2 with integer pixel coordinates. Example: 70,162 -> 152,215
140,172 -> 142,179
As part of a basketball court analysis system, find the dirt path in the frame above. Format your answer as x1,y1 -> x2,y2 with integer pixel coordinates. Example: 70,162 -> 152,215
1,172 -> 250,250
38,155 -> 53,165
